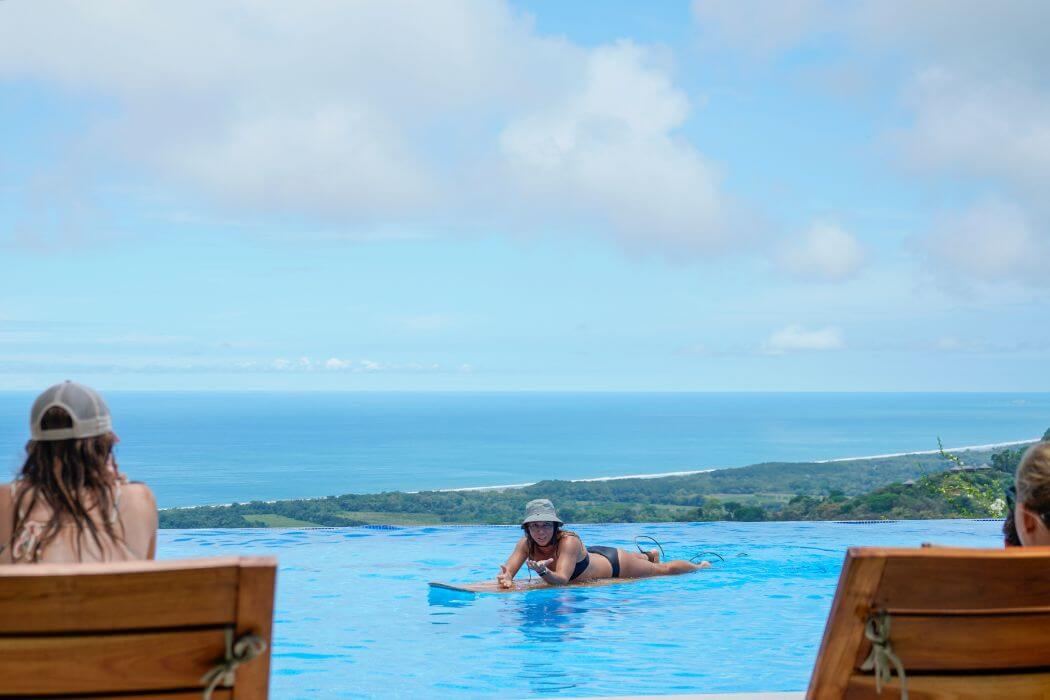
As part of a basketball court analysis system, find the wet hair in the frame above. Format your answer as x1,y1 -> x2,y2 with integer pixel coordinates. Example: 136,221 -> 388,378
10,406 -> 125,561
522,522 -> 579,561
1015,442 -> 1050,529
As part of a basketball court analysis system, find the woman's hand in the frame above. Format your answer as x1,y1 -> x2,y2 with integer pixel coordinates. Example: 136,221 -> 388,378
526,558 -> 554,575
496,564 -> 513,589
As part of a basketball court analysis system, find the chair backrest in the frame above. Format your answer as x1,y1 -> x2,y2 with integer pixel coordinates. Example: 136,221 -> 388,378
0,556 -> 276,699
808,546 -> 1050,700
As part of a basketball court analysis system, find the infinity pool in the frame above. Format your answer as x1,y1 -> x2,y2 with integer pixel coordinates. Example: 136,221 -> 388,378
159,520 -> 1002,698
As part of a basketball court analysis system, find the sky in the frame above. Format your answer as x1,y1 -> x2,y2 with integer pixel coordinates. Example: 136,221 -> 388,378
0,0 -> 1048,391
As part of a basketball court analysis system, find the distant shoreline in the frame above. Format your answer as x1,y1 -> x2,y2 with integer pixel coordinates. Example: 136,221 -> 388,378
193,438 -> 1038,509
429,468 -> 719,494
430,438 -> 1038,494
816,438 -> 1037,463
158,435 -> 1039,527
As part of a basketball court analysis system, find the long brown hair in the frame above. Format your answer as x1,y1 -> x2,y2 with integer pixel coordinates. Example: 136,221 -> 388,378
522,522 -> 579,561
11,406 -> 125,561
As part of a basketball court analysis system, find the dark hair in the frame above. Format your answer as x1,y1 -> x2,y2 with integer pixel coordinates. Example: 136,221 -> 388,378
11,406 -> 125,561
521,522 -> 578,561
1003,485 -> 1021,546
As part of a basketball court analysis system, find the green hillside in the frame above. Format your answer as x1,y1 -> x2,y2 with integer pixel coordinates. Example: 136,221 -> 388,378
159,443 -> 1030,528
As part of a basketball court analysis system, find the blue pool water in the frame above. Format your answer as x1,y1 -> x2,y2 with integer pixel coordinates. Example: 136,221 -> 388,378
2,392 -> 1047,507
160,519 -> 1003,698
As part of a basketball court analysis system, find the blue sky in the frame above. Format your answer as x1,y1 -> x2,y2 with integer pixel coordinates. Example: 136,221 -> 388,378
1,1 -> 1047,391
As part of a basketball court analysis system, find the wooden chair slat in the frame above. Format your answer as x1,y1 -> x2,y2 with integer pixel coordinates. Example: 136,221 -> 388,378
0,557 -> 275,698
876,554 -> 1050,613
808,547 -> 1050,700
0,628 -> 227,695
0,694 -> 233,700
844,672 -> 1050,700
852,613 -> 1050,671
0,558 -> 241,633
232,558 -> 276,699
807,553 -> 886,699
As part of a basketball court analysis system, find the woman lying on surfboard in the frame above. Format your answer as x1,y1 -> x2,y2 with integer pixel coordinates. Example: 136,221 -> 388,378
496,499 -> 710,588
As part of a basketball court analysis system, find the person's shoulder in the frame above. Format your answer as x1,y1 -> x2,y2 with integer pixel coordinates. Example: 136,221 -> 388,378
558,530 -> 583,549
0,482 -> 12,508
121,481 -> 157,509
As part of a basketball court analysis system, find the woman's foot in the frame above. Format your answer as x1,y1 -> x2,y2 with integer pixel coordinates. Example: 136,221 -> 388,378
645,549 -> 661,563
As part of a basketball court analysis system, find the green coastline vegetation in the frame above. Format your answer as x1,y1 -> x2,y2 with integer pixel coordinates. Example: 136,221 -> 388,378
159,439 -> 1039,529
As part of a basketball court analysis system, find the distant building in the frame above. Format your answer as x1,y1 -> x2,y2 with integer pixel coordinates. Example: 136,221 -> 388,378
903,479 -> 916,486
949,464 -> 990,473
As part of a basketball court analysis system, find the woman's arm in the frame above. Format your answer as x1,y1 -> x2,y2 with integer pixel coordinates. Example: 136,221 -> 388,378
528,537 -> 581,586
497,536 -> 529,588
0,484 -> 11,564
121,482 -> 158,560
145,486 -> 157,560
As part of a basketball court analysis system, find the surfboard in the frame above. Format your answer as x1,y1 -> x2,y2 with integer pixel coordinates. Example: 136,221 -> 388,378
428,576 -> 648,595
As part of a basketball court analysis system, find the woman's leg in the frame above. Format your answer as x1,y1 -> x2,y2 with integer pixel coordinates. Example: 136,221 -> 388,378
616,548 -> 711,578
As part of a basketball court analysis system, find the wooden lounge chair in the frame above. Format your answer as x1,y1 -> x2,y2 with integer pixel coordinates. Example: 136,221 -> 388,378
808,546 -> 1050,699
0,556 -> 276,699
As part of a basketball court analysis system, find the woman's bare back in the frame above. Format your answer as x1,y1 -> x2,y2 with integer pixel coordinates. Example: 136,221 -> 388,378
0,480 -> 157,564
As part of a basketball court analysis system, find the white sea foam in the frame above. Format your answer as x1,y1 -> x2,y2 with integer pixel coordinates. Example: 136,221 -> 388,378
815,438 -> 1038,463
437,438 -> 1040,493
433,468 -> 718,493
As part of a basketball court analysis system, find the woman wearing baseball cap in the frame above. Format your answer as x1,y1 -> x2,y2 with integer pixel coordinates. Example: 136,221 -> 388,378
496,498 -> 708,588
0,381 -> 158,564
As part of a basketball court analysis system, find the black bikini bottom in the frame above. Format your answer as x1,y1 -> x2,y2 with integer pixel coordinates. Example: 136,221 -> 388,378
586,545 -> 620,578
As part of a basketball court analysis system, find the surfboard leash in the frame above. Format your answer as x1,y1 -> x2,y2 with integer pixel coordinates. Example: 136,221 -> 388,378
634,535 -> 666,561
635,534 -> 730,563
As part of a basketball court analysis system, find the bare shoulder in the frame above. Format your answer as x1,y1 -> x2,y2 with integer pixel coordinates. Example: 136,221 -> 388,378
0,482 -> 12,514
513,535 -> 529,552
558,531 -> 584,554
121,482 -> 157,511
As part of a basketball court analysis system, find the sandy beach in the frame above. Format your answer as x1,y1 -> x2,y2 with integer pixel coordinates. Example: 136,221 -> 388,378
438,437 -> 1039,494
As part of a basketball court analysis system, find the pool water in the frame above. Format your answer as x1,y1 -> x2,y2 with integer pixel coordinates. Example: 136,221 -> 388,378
159,520 -> 1002,698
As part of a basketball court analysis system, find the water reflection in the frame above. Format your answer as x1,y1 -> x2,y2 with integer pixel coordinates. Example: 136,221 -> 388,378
427,586 -> 474,610
509,591 -> 588,693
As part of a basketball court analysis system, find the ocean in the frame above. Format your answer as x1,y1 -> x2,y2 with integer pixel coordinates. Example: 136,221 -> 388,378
1,392 -> 1046,508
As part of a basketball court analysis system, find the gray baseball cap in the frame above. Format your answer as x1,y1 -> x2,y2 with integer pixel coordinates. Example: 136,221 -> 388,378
30,381 -> 113,441
522,498 -> 563,525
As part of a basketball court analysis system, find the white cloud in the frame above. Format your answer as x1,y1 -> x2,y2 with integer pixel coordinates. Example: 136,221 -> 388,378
691,1 -> 1050,73
897,69 -> 1050,194
0,354 -> 464,374
689,1 -> 1050,290
500,41 -> 729,255
776,222 -> 867,281
763,325 -> 844,353
0,1 -> 734,258
918,198 -> 1048,288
